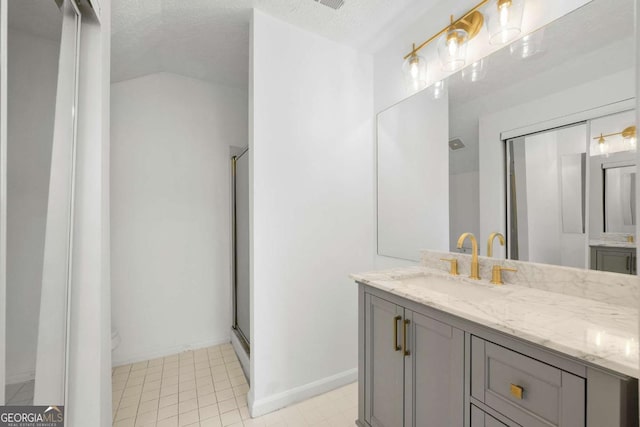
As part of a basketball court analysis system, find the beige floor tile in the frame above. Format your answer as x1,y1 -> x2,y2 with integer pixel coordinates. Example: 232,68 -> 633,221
220,409 -> 242,426
179,389 -> 198,402
134,410 -> 157,426
216,388 -> 234,402
178,409 -> 200,426
158,403 -> 179,421
200,416 -> 223,427
161,384 -> 180,397
137,398 -> 158,414
218,397 -> 238,414
159,393 -> 179,408
115,405 -> 138,421
179,398 -> 199,414
156,415 -> 178,427
199,403 -> 220,420
113,417 -> 135,427
198,392 -> 218,407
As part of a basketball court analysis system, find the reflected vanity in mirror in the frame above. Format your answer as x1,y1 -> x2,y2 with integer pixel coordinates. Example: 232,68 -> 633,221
4,0 -> 80,407
377,0 -> 637,275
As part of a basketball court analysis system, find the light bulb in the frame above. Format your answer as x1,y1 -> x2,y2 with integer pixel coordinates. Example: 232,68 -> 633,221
499,3 -> 510,26
447,37 -> 459,57
410,60 -> 419,78
598,136 -> 606,154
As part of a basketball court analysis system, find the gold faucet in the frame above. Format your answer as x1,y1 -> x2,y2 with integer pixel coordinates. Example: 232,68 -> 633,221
457,233 -> 480,280
440,258 -> 459,276
487,232 -> 505,257
491,265 -> 517,285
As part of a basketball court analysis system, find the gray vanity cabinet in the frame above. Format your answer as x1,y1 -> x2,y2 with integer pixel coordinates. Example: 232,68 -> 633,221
364,294 -> 405,427
471,405 -> 508,427
363,293 -> 464,427
590,246 -> 636,274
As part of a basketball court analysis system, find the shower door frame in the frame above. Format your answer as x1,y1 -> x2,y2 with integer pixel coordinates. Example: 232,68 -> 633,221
231,148 -> 250,354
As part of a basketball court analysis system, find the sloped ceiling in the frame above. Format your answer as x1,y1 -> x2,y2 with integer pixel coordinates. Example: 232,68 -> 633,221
111,0 -> 439,87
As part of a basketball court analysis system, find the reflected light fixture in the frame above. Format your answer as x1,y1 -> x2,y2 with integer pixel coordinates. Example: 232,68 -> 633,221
402,44 -> 428,91
428,80 -> 447,100
510,28 -> 544,58
622,125 -> 637,147
593,125 -> 637,153
462,58 -> 487,82
485,0 -> 524,45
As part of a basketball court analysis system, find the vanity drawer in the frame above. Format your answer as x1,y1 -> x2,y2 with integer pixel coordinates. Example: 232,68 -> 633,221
471,405 -> 510,427
471,336 -> 585,427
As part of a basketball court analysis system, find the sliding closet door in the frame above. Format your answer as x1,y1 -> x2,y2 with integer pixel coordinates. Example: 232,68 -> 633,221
32,0 -> 81,406
0,0 -> 6,406
234,150 -> 250,347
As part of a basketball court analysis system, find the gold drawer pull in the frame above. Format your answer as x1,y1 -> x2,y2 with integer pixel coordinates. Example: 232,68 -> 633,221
393,316 -> 401,351
403,319 -> 410,356
510,384 -> 524,400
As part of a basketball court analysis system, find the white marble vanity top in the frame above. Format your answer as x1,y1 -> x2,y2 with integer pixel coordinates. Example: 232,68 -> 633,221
589,239 -> 636,249
351,266 -> 639,378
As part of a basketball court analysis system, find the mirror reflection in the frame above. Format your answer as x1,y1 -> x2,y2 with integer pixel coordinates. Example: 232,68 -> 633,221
377,0 -> 636,275
5,0 -> 79,406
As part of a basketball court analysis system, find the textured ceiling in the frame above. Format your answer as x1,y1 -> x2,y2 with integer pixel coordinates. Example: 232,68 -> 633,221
111,0 -> 435,87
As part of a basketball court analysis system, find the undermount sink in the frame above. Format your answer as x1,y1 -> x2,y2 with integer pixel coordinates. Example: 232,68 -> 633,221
395,274 -> 501,301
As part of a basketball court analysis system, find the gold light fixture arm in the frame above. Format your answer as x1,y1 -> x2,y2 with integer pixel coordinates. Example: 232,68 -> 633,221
592,126 -> 637,141
403,0 -> 490,60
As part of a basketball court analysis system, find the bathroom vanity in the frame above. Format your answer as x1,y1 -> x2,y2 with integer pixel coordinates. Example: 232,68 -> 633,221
352,255 -> 639,427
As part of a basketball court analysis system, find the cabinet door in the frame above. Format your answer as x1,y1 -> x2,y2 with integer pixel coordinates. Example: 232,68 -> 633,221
404,310 -> 464,427
593,248 -> 633,274
365,294 -> 405,427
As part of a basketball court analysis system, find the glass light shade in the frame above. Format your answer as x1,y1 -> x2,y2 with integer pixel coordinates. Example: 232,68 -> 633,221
461,59 -> 487,83
510,28 -> 545,59
402,53 -> 428,92
428,79 -> 447,100
622,126 -> 637,148
485,0 -> 525,45
438,28 -> 468,71
597,137 -> 607,155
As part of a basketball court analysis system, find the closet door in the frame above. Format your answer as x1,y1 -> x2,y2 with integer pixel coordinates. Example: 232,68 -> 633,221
33,0 -> 81,406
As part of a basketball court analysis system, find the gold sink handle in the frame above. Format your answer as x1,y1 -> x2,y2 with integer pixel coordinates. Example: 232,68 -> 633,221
491,265 -> 517,285
440,258 -> 459,276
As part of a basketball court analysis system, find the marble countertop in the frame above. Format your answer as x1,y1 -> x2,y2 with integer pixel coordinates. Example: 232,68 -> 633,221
351,266 -> 639,378
589,240 -> 636,249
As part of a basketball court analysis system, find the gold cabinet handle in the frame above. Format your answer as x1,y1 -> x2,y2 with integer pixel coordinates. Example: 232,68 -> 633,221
510,384 -> 524,400
393,315 -> 401,351
403,319 -> 410,356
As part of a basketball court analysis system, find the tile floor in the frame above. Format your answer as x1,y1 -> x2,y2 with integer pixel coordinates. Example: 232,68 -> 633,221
112,343 -> 358,427
5,379 -> 35,405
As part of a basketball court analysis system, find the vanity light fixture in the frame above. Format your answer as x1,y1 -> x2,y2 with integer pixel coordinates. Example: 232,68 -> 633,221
485,0 -> 525,45
401,0 -> 526,91
622,125 -> 637,147
593,125 -> 637,152
510,28 -> 544,59
402,44 -> 428,91
462,58 -> 487,82
428,79 -> 447,100
438,16 -> 470,71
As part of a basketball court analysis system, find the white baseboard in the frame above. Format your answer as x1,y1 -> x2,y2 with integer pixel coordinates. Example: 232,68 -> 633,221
112,335 -> 231,367
248,368 -> 357,418
6,370 -> 35,385
230,331 -> 250,383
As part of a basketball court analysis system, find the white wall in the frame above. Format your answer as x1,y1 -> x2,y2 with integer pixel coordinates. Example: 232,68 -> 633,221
449,171 -> 479,251
250,9 -> 374,416
110,72 -> 248,365
6,28 -> 58,384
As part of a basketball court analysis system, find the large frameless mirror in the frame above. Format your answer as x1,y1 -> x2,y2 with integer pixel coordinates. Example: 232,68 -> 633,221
376,0 -> 636,276
4,0 -> 80,408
